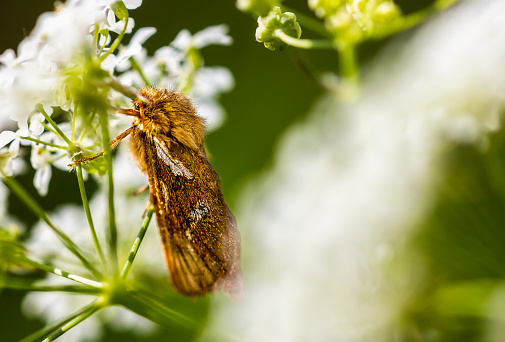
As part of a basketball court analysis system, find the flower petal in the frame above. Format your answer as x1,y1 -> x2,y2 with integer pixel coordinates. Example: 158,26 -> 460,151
193,24 -> 233,48
0,131 -> 17,148
34,165 -> 52,196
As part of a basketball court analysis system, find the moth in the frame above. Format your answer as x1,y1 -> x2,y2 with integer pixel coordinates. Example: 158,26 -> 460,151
72,87 -> 242,297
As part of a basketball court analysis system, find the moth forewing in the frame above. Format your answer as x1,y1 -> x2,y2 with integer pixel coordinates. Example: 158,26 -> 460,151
127,88 -> 242,297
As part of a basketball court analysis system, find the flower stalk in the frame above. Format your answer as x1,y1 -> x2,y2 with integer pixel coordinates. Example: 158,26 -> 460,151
121,205 -> 154,279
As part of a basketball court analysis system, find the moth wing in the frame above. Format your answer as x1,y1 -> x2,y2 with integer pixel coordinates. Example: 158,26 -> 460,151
146,137 -> 241,297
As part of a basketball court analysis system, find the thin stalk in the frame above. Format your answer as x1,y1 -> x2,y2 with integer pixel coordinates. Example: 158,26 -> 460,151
368,0 -> 455,40
37,105 -> 73,146
42,300 -> 104,342
20,299 -> 103,342
77,165 -> 108,272
72,102 -> 77,142
108,77 -> 142,101
274,30 -> 334,49
97,36 -> 107,57
98,107 -> 118,276
41,122 -> 58,136
22,257 -> 103,288
281,5 -> 333,38
19,137 -> 67,150
1,176 -> 102,279
338,43 -> 358,84
129,57 -> 151,86
121,206 -> 154,279
99,19 -> 128,62
92,23 -> 100,55
78,121 -> 100,144
2,279 -> 101,294
123,291 -> 195,328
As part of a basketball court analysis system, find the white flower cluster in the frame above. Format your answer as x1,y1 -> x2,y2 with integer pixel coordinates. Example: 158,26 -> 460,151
206,1 -> 505,341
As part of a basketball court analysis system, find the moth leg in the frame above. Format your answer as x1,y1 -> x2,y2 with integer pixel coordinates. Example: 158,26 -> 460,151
142,199 -> 152,218
133,184 -> 149,196
68,126 -> 134,167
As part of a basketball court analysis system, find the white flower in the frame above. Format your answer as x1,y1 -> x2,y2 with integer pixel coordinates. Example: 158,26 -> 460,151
171,24 -> 233,51
191,66 -> 234,131
192,66 -> 234,98
205,1 -> 505,341
105,9 -> 135,34
30,146 -> 54,197
0,113 -> 46,157
115,27 -> 157,71
0,0 -> 107,127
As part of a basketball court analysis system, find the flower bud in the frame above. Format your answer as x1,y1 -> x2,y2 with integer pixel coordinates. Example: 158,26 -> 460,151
110,1 -> 129,21
255,7 -> 302,51
372,2 -> 401,24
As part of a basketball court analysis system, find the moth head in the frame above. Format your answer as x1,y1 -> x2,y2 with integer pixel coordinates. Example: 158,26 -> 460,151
121,87 -> 206,151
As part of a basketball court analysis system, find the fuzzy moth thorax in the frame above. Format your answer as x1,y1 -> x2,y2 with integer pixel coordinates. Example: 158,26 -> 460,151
135,87 -> 206,151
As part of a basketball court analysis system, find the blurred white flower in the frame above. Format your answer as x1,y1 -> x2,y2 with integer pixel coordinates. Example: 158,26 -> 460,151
172,24 -> 233,51
205,1 -> 505,341
115,27 -> 157,71
0,113 -> 45,157
0,0 -> 105,127
192,66 -> 234,131
30,146 -> 54,197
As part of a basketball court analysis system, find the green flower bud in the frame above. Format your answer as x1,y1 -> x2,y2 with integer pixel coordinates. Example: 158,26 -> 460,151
110,1 -> 129,21
236,0 -> 281,17
308,0 -> 345,18
325,9 -> 353,33
99,28 -> 109,37
255,6 -> 302,51
372,2 -> 401,24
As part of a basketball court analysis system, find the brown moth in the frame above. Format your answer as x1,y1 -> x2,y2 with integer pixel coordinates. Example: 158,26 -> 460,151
73,87 -> 242,297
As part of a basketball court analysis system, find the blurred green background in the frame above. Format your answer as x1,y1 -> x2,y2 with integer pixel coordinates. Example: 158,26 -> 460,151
5,1 -> 502,341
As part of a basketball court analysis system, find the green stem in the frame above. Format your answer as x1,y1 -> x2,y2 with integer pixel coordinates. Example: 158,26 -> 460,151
78,121 -> 100,144
77,165 -> 108,272
1,176 -> 102,279
369,1 -> 449,41
99,19 -> 128,62
19,137 -> 67,150
129,57 -> 151,86
98,107 -> 119,277
36,104 -> 73,147
23,257 -> 103,288
121,206 -> 154,279
97,35 -> 107,57
92,23 -> 100,55
72,102 -> 77,142
1,279 -> 101,294
121,291 -> 195,328
281,5 -> 333,38
20,299 -> 103,342
274,30 -> 334,49
108,77 -> 141,100
338,43 -> 358,84
41,122 -> 58,136
42,300 -> 104,342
